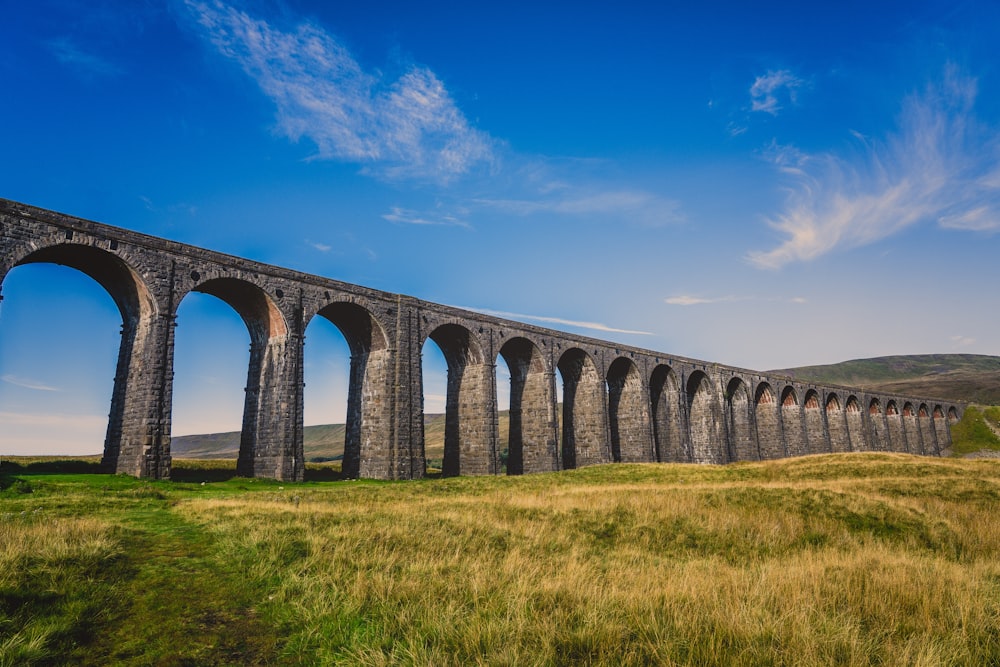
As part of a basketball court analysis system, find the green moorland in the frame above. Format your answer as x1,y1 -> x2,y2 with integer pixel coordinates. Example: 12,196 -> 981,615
771,353 -> 1000,405
3,451 -> 1000,666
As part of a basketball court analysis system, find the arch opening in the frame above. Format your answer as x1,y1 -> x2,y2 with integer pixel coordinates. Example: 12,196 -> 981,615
687,371 -> 724,464
754,383 -> 783,459
0,264 -> 122,458
826,393 -> 850,453
607,357 -> 651,463
306,301 -> 391,478
726,377 -> 755,461
557,348 -> 608,469
650,365 -> 685,462
174,277 -> 293,479
781,386 -> 806,457
499,337 -> 557,474
425,324 -> 496,477
2,244 -> 162,475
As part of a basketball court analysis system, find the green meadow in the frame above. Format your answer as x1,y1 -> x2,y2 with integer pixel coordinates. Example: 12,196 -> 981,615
3,450 -> 1000,666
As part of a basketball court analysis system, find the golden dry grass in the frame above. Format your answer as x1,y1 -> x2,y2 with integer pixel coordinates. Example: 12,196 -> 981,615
167,453 -> 1000,665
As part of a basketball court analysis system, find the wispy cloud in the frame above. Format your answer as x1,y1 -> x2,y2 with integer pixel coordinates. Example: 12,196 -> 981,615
1,374 -> 60,392
184,0 -> 495,184
306,239 -> 331,252
382,206 -> 470,227
473,188 -> 683,227
664,295 -> 807,306
749,68 -> 1000,269
951,334 -> 976,347
46,37 -> 123,78
750,69 -> 803,115
462,307 -> 652,336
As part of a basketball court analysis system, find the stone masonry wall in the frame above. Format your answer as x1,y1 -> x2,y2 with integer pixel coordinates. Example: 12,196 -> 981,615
0,198 -> 965,481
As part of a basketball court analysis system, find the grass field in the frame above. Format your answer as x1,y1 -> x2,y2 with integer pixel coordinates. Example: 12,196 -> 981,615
3,453 -> 1000,665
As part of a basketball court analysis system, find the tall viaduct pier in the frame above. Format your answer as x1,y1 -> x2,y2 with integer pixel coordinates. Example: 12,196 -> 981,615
1,199 -> 962,481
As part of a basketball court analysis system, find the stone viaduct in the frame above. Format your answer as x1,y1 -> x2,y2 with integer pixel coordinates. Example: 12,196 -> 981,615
1,199 -> 963,481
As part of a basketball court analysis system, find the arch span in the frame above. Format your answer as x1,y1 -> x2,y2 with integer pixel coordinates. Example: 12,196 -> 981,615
845,396 -> 864,451
557,348 -> 608,468
177,277 -> 300,480
754,383 -> 783,459
826,394 -> 850,452
7,243 -> 168,477
607,357 -> 653,463
726,378 -> 756,461
499,337 -> 558,474
688,371 -> 725,464
312,301 -> 391,478
803,389 -> 827,454
650,365 -> 686,462
426,323 -> 497,476
781,386 -> 806,457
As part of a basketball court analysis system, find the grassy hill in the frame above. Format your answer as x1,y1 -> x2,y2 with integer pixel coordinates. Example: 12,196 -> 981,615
4,454 -> 1000,664
173,412 -> 511,464
772,353 -> 1000,404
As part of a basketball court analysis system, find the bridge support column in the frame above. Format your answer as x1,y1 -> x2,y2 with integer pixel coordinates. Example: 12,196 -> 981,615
236,333 -> 304,481
443,360 -> 500,476
103,312 -> 174,479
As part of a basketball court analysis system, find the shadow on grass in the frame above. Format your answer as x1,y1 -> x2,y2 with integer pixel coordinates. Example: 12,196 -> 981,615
0,458 -> 106,475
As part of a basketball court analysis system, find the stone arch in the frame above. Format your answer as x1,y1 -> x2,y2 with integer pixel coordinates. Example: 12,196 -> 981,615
845,395 -> 864,451
869,398 -> 888,451
687,371 -> 725,464
5,242 -> 166,477
425,323 -> 496,476
803,389 -> 827,454
557,348 -> 609,469
312,301 -> 391,478
826,393 -> 850,453
726,377 -> 756,461
885,400 -> 905,452
933,405 -> 949,452
607,357 -> 653,463
918,403 -> 937,455
176,277 -> 296,479
499,337 -> 558,474
781,386 -> 806,457
901,402 -> 922,455
948,407 -> 959,423
650,365 -> 686,462
754,383 -> 783,459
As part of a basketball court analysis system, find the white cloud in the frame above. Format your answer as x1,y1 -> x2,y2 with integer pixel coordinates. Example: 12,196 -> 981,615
306,240 -> 331,252
1,374 -> 60,392
382,206 -> 470,227
184,0 -> 495,184
750,69 -> 803,115
665,295 -> 726,306
749,68 -> 1000,269
461,308 -> 652,336
664,295 -> 806,306
46,38 -> 123,77
951,335 -> 976,346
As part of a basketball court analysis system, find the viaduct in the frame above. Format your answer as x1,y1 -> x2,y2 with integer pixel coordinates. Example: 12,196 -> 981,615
1,198 -> 962,481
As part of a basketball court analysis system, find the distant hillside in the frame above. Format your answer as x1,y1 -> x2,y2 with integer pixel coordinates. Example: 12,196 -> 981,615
172,412 -> 510,462
772,354 -> 1000,404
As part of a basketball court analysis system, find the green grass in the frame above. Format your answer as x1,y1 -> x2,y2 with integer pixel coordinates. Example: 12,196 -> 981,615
4,454 -> 1000,665
949,406 -> 1000,456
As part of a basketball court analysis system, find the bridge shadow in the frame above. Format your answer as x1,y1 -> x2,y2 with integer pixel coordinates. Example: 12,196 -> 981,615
0,458 -> 105,475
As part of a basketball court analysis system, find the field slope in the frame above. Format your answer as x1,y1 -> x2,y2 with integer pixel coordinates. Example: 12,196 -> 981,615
3,454 -> 1000,665
772,353 -> 1000,404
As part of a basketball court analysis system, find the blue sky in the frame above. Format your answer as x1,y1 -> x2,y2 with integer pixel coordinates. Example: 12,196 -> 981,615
2,0 -> 1000,454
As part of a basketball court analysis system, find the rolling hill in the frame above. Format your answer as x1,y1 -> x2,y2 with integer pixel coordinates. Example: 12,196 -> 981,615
769,354 -> 1000,404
